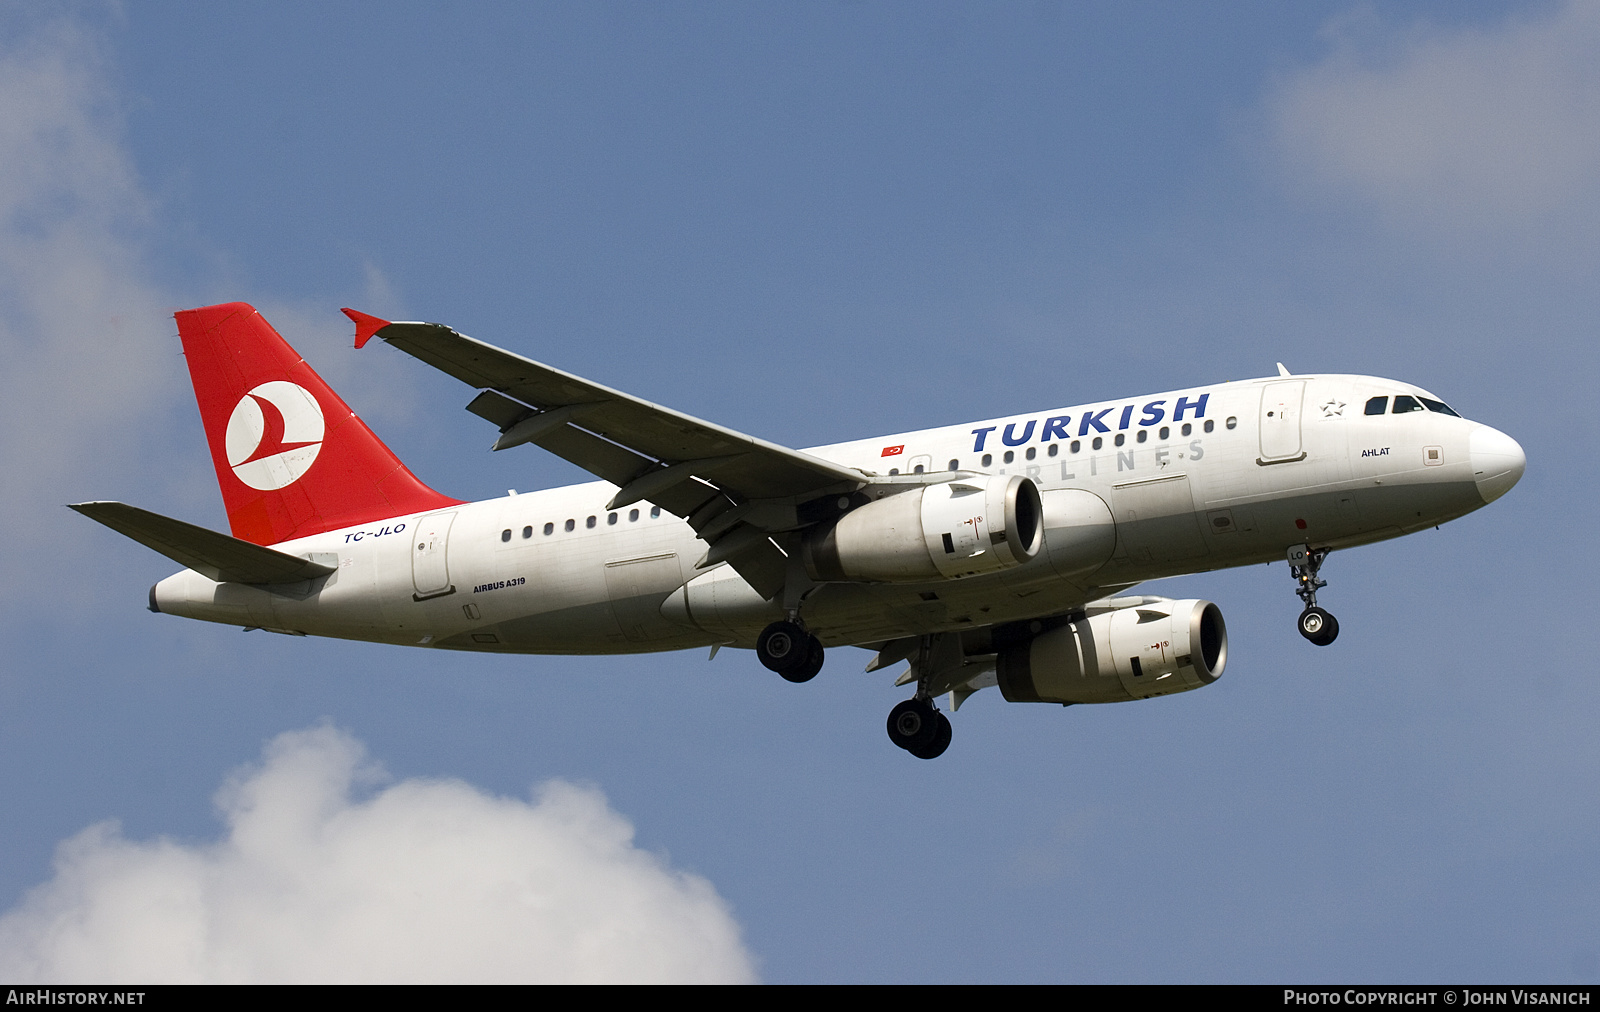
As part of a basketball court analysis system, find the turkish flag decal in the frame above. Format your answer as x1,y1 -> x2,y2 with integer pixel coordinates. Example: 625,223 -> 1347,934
881,445 -> 905,457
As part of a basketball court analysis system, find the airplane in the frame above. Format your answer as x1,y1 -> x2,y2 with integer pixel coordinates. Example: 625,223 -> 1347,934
72,303 -> 1526,759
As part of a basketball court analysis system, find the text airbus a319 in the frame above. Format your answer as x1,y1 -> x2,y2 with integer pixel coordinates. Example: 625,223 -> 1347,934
73,303 -> 1525,759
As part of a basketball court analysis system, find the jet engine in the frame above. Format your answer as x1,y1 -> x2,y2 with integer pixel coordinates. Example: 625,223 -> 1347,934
996,599 -> 1226,704
803,474 -> 1044,582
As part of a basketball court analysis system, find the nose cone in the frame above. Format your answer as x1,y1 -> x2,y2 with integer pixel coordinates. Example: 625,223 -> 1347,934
1470,425 -> 1526,503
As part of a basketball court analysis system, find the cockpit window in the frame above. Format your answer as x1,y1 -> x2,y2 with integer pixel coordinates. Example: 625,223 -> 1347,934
1392,395 -> 1425,414
1419,397 -> 1460,417
1364,396 -> 1388,415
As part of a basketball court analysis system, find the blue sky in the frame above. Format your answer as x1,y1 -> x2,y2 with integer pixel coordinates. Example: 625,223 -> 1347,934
0,1 -> 1595,982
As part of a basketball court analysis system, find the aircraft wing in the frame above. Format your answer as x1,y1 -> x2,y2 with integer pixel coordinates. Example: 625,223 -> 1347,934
70,502 -> 336,585
345,310 -> 868,598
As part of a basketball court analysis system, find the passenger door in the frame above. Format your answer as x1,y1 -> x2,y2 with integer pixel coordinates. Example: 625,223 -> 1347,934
1258,381 -> 1306,463
411,511 -> 457,600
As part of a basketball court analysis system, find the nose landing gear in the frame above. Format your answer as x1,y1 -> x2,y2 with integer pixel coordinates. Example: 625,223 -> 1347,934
1288,544 -> 1339,646
1298,606 -> 1338,644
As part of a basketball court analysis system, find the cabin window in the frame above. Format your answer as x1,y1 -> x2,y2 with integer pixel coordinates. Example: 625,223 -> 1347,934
1070,440 -> 1081,454
629,508 -> 640,522
1092,437 -> 1102,450
1204,419 -> 1215,433
651,506 -> 661,519
1420,397 -> 1460,417
1135,430 -> 1147,444
565,519 -> 575,532
1113,433 -> 1124,447
1225,416 -> 1237,429
586,515 -> 597,529
1025,447 -> 1036,460
1365,396 -> 1388,415
913,463 -> 924,473
1181,422 -> 1192,437
981,453 -> 993,468
1047,444 -> 1058,458
948,458 -> 959,470
1003,451 -> 1014,464
1393,395 -> 1424,414
607,512 -> 618,525
889,468 -> 899,475
543,522 -> 554,535
1159,426 -> 1169,440
500,529 -> 511,542
522,526 -> 533,539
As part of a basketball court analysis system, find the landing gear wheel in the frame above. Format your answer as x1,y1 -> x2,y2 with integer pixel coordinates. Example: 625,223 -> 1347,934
906,712 -> 952,760
1298,606 -> 1339,646
886,698 -> 940,752
781,634 -> 825,684
758,621 -> 822,680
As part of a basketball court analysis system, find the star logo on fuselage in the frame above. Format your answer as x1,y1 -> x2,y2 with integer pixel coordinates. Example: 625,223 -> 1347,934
1320,399 -> 1345,418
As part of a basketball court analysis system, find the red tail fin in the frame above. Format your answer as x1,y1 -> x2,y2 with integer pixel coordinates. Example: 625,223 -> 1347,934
175,302 -> 461,546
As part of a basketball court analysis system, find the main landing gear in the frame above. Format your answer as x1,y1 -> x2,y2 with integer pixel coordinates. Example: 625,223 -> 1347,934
886,697 -> 952,760
880,634 -> 959,759
1288,543 -> 1339,647
757,619 -> 825,683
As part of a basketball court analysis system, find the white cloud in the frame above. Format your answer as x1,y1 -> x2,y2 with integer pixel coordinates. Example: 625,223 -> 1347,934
0,15 -> 429,603
0,725 -> 758,983
0,15 -> 192,605
1270,1 -> 1600,230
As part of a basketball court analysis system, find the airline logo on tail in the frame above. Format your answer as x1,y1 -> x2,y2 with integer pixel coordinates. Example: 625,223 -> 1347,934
224,381 -> 325,491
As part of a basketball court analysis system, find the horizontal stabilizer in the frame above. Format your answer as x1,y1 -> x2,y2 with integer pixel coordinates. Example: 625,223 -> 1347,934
69,502 -> 336,585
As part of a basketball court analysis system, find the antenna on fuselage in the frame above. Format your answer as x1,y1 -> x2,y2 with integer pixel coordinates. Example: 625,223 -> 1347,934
1276,362 -> 1292,377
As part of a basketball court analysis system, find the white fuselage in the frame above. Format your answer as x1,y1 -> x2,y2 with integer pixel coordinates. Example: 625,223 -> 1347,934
152,373 -> 1517,653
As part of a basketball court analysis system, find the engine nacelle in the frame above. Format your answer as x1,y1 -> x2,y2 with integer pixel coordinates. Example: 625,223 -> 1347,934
803,475 -> 1044,582
996,599 -> 1227,704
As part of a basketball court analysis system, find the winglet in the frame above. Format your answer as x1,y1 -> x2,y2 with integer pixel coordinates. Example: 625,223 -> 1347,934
341,308 -> 392,349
